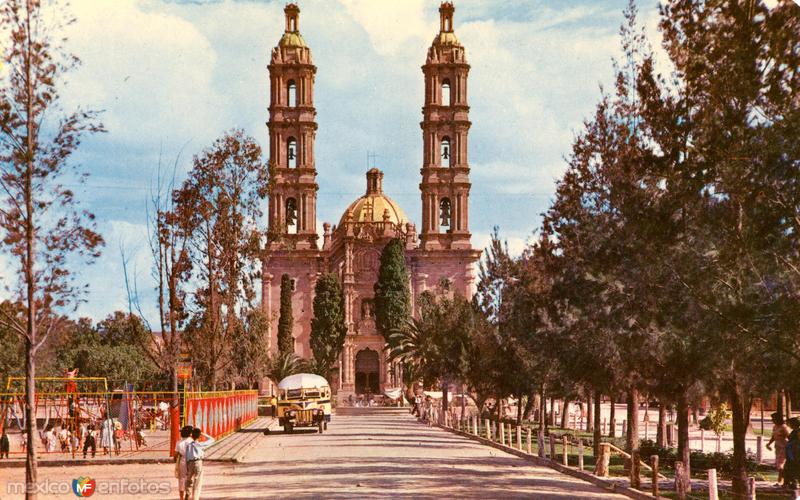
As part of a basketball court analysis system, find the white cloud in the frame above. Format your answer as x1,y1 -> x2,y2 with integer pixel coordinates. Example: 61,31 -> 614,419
64,0 -> 226,150
338,0 -> 430,56
472,231 -> 530,258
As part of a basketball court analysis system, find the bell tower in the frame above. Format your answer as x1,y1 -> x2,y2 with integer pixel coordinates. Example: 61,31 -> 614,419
419,1 -> 472,250
267,3 -> 319,249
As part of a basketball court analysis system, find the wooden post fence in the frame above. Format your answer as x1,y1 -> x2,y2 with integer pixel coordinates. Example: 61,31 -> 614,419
516,425 -> 522,450
485,419 -> 491,440
500,421 -> 506,445
549,434 -> 556,460
578,439 -> 584,470
748,477 -> 756,500
526,428 -> 532,454
562,435 -> 569,466
708,468 -> 718,500
651,455 -> 659,498
756,435 -> 763,464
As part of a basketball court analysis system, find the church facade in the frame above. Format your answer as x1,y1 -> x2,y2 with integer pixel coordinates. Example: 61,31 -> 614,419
261,2 -> 480,398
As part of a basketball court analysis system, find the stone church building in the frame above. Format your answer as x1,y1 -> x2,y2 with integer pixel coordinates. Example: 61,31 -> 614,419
261,2 -> 480,398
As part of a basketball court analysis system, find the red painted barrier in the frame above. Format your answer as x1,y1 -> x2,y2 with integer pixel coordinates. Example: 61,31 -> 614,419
183,391 -> 258,439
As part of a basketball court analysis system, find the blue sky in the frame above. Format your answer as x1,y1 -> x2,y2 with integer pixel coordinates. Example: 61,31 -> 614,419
1,0 -> 670,324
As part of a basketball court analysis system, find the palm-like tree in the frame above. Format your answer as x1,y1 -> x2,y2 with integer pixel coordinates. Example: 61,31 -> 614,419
267,351 -> 301,384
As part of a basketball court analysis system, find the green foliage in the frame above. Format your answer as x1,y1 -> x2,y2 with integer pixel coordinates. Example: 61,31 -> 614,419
389,291 -> 475,388
268,351 -> 301,384
55,312 -> 159,387
277,273 -> 294,355
309,273 -> 346,380
699,404 -> 730,437
231,309 -> 270,388
173,129 -> 267,388
374,238 -> 411,346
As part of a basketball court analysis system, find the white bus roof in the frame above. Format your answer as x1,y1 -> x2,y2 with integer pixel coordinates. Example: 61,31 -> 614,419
277,373 -> 329,390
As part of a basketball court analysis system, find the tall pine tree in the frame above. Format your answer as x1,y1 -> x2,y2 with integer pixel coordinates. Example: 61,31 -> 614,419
277,274 -> 294,355
374,238 -> 411,346
309,273 -> 347,380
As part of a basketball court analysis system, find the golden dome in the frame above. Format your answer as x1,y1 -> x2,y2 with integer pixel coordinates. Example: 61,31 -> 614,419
434,31 -> 460,46
339,169 -> 409,227
279,31 -> 307,48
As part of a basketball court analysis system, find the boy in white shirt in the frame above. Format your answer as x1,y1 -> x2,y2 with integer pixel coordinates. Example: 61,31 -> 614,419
185,427 -> 215,500
174,426 -> 193,500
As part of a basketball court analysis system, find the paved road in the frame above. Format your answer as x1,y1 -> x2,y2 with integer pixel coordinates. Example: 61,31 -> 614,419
0,410 -> 627,499
198,410 -> 626,499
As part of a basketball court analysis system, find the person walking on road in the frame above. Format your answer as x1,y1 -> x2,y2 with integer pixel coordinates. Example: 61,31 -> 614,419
767,412 -> 790,486
185,427 -> 215,500
174,425 -> 194,500
784,417 -> 800,490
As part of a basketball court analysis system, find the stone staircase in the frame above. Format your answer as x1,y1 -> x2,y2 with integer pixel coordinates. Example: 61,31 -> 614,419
335,406 -> 411,417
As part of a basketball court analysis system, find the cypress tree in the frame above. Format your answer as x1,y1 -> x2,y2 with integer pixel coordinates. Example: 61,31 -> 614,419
277,274 -> 294,355
309,273 -> 347,379
373,238 -> 411,345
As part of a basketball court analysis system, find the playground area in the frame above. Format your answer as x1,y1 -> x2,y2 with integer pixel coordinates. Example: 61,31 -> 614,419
0,377 -> 257,462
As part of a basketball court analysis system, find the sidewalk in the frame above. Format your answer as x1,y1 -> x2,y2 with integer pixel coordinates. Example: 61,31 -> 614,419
205,416 -> 276,462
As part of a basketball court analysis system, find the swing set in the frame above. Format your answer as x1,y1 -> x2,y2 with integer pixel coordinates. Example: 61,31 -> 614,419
0,377 -> 176,458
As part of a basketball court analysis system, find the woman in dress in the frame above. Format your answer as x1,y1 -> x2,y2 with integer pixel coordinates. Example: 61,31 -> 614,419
766,412 -> 790,485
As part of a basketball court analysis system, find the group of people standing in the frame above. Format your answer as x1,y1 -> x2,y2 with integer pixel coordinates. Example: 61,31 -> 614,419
767,413 -> 800,489
174,425 -> 215,500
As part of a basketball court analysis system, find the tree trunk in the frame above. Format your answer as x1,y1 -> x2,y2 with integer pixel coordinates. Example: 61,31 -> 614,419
777,389 -> 785,422
549,397 -> 556,426
656,403 -> 666,447
787,392 -> 793,419
539,386 -> 547,431
25,336 -> 37,499
609,394 -> 616,437
676,395 -> 691,494
627,388 -> 640,453
442,382 -> 449,413
24,4 -> 38,494
523,393 -> 536,421
593,391 -> 602,456
517,394 -> 524,426
587,393 -> 594,432
729,383 -> 752,498
560,398 -> 569,429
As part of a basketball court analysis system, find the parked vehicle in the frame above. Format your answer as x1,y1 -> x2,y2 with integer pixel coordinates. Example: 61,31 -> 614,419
276,373 -> 332,434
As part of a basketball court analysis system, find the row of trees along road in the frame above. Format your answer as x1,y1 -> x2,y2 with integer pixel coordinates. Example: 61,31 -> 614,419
382,3 -> 799,499
488,2 -> 799,497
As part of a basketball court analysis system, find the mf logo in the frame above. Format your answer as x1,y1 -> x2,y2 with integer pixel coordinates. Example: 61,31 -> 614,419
72,477 -> 96,497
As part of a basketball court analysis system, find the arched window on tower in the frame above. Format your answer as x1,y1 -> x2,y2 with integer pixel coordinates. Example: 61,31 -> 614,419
439,197 -> 451,232
287,137 -> 297,168
441,79 -> 451,106
286,197 -> 298,234
287,80 -> 297,107
440,136 -> 451,168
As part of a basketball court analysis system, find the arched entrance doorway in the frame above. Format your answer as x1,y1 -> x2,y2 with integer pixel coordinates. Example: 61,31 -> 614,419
355,348 -> 380,394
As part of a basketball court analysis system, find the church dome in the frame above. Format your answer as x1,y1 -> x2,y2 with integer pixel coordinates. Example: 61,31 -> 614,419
279,32 -> 307,48
339,169 -> 409,227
